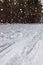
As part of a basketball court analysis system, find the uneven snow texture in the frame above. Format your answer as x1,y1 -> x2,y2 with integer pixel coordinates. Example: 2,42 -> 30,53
0,24 -> 43,65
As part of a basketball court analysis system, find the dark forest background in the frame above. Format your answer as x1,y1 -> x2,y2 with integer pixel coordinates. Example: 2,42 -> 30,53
0,0 -> 42,23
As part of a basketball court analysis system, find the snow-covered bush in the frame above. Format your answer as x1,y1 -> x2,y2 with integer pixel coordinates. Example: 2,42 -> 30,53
0,0 -> 42,23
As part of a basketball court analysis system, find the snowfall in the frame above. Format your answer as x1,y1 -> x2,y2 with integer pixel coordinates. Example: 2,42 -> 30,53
0,24 -> 43,65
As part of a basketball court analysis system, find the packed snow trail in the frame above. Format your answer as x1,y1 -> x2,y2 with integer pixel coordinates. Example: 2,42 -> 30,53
0,24 -> 43,65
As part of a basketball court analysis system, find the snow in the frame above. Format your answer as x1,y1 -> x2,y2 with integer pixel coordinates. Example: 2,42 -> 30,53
0,24 -> 43,65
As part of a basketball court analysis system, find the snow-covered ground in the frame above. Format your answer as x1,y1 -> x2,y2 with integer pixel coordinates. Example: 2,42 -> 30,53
0,24 -> 43,65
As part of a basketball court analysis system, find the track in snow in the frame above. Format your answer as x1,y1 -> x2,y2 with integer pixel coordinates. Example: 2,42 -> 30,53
0,24 -> 43,65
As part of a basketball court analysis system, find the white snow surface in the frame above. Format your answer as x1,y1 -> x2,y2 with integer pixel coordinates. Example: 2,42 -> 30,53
0,24 -> 43,65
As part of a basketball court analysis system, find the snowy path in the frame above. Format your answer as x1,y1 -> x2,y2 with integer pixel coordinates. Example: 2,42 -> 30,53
0,24 -> 43,65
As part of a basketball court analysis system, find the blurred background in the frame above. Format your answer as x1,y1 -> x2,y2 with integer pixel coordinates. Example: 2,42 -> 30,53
0,0 -> 43,23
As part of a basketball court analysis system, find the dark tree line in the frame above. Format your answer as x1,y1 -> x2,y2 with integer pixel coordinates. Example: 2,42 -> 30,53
0,0 -> 42,23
